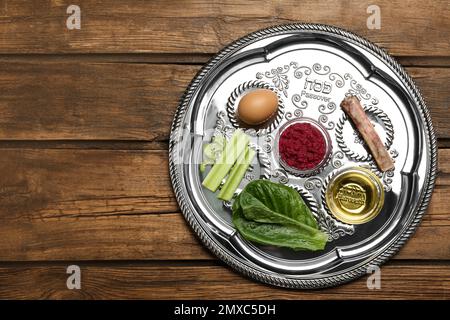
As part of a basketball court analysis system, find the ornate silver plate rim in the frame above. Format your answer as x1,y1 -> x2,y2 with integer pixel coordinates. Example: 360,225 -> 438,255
168,23 -> 437,289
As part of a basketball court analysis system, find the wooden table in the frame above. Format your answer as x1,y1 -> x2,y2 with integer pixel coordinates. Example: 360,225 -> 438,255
0,0 -> 448,299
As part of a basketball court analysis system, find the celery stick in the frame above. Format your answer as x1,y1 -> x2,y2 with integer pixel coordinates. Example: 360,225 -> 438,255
200,135 -> 226,173
203,135 -> 225,160
218,146 -> 256,201
202,130 -> 249,192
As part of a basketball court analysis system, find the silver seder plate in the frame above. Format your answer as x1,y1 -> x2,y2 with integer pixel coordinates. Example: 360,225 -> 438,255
169,24 -> 437,289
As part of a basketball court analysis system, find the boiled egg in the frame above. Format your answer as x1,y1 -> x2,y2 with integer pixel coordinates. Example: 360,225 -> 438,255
237,89 -> 279,126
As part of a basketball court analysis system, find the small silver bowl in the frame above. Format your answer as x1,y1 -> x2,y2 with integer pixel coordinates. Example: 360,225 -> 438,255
275,118 -> 332,177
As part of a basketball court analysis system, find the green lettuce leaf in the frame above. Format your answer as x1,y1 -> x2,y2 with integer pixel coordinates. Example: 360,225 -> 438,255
232,180 -> 328,251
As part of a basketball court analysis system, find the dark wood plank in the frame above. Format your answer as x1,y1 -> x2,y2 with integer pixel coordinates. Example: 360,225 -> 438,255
0,262 -> 447,299
407,68 -> 450,140
0,1 -> 449,56
0,148 -> 448,261
397,56 -> 450,67
0,62 -> 449,140
0,214 -> 211,261
0,149 -> 177,218
436,148 -> 450,186
0,210 -> 447,261
2,53 -> 450,67
0,62 -> 197,140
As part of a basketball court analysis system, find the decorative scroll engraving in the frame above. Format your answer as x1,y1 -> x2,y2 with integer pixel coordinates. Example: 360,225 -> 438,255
287,94 -> 308,119
251,143 -> 272,180
272,168 -> 289,184
315,209 -> 355,240
304,177 -> 323,190
382,170 -> 395,191
262,134 -> 273,153
244,169 -> 255,181
318,114 -> 335,130
256,65 -> 290,97
331,151 -> 345,169
256,63 -> 383,108
344,73 -> 379,105
290,61 -> 311,79
292,62 -> 331,77
290,62 -> 347,90
215,110 -> 234,139
318,102 -> 337,114
291,93 -> 308,109
329,73 -> 345,88
257,62 -> 355,101
312,63 -> 331,75
389,148 -> 399,158
285,108 -> 303,120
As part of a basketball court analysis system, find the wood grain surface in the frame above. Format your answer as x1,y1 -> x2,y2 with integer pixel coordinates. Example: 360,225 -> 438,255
0,148 -> 448,262
0,0 -> 449,56
0,0 -> 448,299
0,262 -> 448,299
0,63 -> 449,140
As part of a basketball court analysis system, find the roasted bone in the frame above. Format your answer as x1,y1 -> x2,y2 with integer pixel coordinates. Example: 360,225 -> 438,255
340,96 -> 394,172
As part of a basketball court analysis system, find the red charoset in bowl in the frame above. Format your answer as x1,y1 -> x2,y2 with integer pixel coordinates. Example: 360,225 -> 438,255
275,118 -> 332,177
